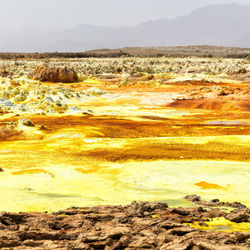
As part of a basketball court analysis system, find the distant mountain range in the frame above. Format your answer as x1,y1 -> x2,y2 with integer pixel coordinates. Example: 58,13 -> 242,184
0,3 -> 250,52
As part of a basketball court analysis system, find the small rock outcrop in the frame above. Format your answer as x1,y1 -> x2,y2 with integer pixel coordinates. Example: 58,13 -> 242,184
18,119 -> 34,127
30,65 -> 78,83
226,209 -> 250,223
0,199 -> 249,249
184,194 -> 247,209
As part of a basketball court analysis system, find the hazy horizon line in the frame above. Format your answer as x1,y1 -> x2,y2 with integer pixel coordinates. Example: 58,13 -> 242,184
0,2 -> 248,31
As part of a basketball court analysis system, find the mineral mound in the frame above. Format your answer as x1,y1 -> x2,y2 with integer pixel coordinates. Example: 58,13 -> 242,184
30,65 -> 78,83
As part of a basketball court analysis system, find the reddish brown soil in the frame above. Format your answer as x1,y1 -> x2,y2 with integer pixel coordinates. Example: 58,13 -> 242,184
166,83 -> 250,111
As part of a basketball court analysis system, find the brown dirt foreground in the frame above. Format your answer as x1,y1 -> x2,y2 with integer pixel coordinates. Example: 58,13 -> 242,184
0,196 -> 249,250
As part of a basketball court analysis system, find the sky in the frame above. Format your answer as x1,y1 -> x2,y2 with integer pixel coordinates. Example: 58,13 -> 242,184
0,0 -> 249,29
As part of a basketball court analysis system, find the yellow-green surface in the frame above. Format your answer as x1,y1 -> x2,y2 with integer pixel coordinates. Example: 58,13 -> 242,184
189,217 -> 250,232
0,82 -> 249,218
0,134 -> 249,212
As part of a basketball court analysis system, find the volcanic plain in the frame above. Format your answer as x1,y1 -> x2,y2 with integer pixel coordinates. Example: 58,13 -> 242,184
0,56 -> 249,249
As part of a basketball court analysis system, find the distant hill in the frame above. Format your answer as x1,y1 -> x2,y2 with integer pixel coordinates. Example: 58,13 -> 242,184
1,46 -> 250,60
84,46 -> 250,58
0,3 -> 249,52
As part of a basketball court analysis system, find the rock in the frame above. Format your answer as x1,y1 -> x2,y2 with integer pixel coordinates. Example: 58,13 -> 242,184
1,90 -> 10,100
237,68 -> 247,74
127,201 -> 168,217
0,67 -> 10,77
82,110 -> 93,115
30,65 -> 78,83
84,87 -> 105,96
185,194 -> 201,202
0,200 -> 249,249
18,104 -> 27,112
168,226 -> 198,236
211,199 -> 220,203
18,119 -> 34,127
41,96 -> 55,105
0,212 -> 27,225
205,208 -> 225,218
14,94 -> 27,103
185,195 -> 247,209
172,208 -> 191,216
129,237 -> 157,248
160,239 -> 195,250
0,126 -> 20,140
226,209 -> 250,223
105,226 -> 130,239
39,125 -> 47,130
159,221 -> 183,230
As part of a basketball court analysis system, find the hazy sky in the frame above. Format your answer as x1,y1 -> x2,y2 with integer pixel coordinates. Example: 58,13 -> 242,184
0,0 -> 249,29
